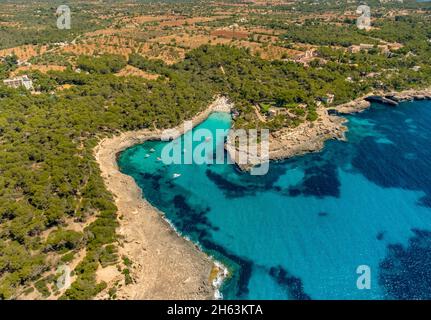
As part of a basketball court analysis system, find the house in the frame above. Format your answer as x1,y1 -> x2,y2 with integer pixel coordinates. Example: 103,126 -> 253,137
52,42 -> 69,47
293,49 -> 317,66
348,45 -> 361,54
377,45 -> 390,55
348,43 -> 374,54
320,93 -> 334,105
388,43 -> 403,51
3,75 -> 34,90
365,72 -> 381,78
267,107 -> 279,118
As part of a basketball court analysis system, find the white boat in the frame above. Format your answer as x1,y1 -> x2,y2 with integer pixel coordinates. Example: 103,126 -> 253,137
157,157 -> 162,161
173,173 -> 181,178
145,154 -> 150,158
150,148 -> 155,152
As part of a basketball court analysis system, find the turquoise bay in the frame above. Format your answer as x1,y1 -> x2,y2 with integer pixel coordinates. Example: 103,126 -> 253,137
118,101 -> 431,300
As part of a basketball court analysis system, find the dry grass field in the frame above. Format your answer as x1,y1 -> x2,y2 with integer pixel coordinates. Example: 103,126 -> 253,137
115,65 -> 160,80
0,45 -> 48,61
0,3 -> 312,67
11,65 -> 66,76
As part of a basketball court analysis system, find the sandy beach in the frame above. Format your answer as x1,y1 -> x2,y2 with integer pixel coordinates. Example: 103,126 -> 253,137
94,96 -> 231,299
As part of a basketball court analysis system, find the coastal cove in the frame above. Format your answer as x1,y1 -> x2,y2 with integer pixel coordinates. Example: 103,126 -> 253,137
118,99 -> 431,300
94,97 -> 233,299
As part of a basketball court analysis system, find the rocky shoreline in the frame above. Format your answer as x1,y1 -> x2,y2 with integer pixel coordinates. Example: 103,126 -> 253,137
94,96 -> 232,300
335,87 -> 431,114
226,107 -> 348,171
227,87 -> 431,171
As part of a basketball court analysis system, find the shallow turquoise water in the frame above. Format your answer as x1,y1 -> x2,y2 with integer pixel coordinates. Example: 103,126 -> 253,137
118,101 -> 431,300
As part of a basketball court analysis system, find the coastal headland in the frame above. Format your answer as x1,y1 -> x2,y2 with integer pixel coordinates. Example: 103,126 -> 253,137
227,88 -> 431,171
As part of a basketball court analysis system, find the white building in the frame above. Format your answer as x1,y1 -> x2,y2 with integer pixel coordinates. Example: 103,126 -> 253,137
320,93 -> 335,105
3,75 -> 34,90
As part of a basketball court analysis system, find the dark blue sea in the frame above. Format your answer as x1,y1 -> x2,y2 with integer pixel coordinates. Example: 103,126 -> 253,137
118,100 -> 431,300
